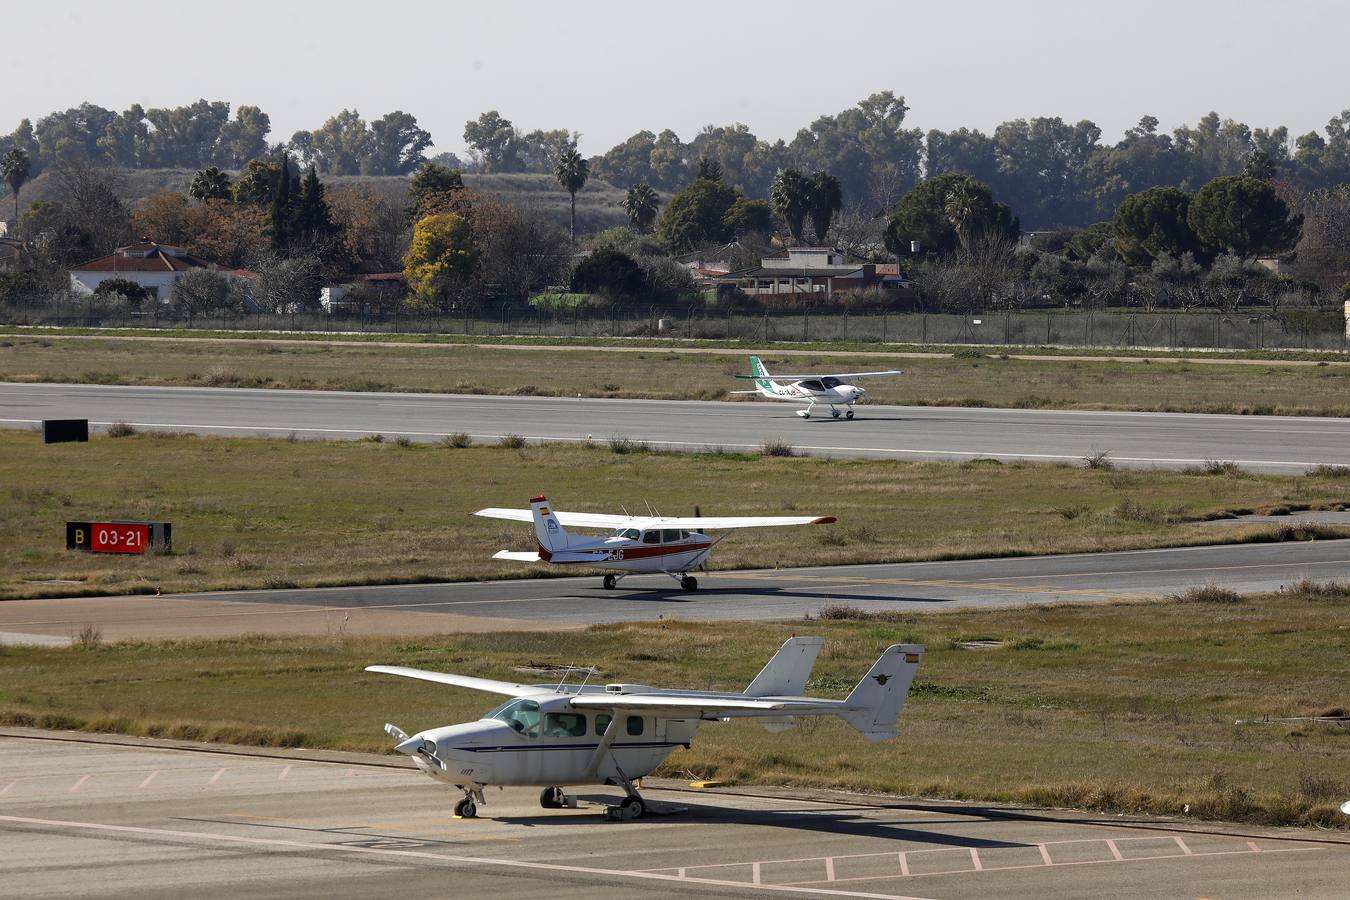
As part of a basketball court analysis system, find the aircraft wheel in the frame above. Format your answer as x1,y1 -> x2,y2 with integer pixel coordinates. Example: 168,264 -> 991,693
846,410 -> 855,420
622,795 -> 645,819
802,413 -> 811,419
680,575 -> 698,592
540,787 -> 565,809
454,797 -> 477,819
831,409 -> 841,418
602,574 -> 616,590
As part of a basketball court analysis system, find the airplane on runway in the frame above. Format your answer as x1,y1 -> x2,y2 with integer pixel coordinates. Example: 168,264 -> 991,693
731,355 -> 902,419
369,635 -> 924,820
475,495 -> 836,591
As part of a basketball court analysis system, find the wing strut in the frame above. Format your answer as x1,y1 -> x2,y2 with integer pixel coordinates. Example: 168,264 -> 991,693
584,711 -> 625,779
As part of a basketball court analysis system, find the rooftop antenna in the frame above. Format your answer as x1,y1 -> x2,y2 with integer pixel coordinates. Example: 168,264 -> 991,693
620,503 -> 631,518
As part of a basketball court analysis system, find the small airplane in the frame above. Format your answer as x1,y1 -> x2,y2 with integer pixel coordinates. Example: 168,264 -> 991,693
368,635 -> 924,820
475,495 -> 835,591
731,355 -> 903,419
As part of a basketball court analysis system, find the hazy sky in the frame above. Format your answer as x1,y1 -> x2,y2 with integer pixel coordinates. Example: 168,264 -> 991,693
7,0 -> 1348,156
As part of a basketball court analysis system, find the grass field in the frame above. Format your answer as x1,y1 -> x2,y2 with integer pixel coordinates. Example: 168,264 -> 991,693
2,586 -> 1346,827
7,334 -> 1350,414
2,429 -> 1349,599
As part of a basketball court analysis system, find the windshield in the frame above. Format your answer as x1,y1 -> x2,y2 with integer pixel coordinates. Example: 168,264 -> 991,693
821,377 -> 842,388
486,698 -> 539,737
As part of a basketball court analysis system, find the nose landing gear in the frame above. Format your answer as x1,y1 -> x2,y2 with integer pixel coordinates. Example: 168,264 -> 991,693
454,786 -> 485,819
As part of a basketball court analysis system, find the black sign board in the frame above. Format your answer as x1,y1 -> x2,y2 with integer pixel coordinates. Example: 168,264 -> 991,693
44,419 -> 89,443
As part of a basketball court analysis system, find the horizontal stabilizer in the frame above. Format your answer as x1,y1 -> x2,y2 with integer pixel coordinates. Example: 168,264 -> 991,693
493,550 -> 542,562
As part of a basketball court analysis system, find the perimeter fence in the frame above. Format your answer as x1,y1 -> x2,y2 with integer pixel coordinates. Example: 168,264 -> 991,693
4,304 -> 1347,352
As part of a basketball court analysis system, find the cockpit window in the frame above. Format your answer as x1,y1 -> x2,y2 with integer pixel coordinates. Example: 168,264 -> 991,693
800,379 -> 824,391
821,377 -> 842,388
614,528 -> 640,540
488,698 -> 539,737
660,529 -> 681,543
642,530 -> 660,544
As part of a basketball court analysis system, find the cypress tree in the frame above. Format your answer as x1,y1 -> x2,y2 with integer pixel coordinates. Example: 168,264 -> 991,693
270,152 -> 295,249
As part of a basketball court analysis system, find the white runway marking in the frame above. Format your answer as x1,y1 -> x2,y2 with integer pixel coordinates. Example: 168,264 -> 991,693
0,814 -> 938,900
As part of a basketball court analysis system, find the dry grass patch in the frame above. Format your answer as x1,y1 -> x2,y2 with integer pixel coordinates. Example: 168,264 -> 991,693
4,430 -> 1350,598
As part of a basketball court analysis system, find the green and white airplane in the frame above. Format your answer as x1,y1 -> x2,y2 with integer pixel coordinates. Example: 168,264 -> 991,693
732,355 -> 903,419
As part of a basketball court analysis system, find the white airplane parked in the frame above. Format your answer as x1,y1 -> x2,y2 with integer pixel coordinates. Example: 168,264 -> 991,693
732,355 -> 903,419
475,495 -> 836,591
368,635 -> 924,819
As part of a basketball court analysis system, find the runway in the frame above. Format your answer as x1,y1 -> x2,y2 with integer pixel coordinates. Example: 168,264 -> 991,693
2,733 -> 1343,899
4,540 -> 1349,641
1,381 -> 1344,471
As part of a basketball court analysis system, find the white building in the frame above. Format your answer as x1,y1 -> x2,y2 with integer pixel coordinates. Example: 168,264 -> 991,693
68,242 -> 218,300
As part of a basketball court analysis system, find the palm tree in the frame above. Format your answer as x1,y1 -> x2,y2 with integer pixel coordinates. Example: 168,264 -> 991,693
771,169 -> 812,243
943,182 -> 981,249
189,166 -> 232,202
808,171 -> 843,243
553,148 -> 589,241
1,147 -> 32,222
622,183 -> 660,234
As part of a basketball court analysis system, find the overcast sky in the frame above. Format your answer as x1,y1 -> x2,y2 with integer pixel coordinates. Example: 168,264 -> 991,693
7,0 -> 1347,156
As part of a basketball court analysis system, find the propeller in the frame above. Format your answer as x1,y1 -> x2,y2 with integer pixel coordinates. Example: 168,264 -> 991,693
385,723 -> 410,743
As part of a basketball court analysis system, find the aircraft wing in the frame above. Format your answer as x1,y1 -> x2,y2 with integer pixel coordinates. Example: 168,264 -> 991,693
734,369 -> 902,380
569,694 -> 834,714
637,514 -> 836,529
475,507 -> 835,530
365,665 -> 533,697
474,507 -> 634,529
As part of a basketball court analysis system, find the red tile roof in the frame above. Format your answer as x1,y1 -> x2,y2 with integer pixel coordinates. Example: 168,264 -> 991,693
69,242 -> 214,273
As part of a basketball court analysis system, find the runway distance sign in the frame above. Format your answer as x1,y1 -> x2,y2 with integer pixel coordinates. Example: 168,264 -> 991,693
67,521 -> 171,554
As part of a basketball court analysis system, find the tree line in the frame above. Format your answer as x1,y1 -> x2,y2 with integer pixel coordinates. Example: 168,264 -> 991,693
4,94 -> 1350,227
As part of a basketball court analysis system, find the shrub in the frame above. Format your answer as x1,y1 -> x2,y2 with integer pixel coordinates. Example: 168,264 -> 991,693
760,438 -> 795,457
1286,578 -> 1350,600
569,249 -> 646,298
394,436 -> 413,448
1188,459 -> 1242,477
1306,464 -> 1350,478
951,347 -> 986,360
105,421 -> 138,438
499,434 -> 527,449
608,436 -> 649,454
72,624 -> 103,649
1083,450 -> 1114,470
1168,583 -> 1242,604
442,432 -> 472,448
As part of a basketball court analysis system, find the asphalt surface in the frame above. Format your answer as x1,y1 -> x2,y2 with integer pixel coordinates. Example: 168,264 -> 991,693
3,381 -> 1346,471
8,541 -> 1348,644
2,733 -> 1343,899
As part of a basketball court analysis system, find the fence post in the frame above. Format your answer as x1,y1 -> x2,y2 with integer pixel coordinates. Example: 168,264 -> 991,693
1214,315 -> 1220,349
1045,313 -> 1051,345
802,309 -> 808,342
882,312 -> 887,344
921,313 -> 927,344
843,310 -> 848,342
763,312 -> 768,343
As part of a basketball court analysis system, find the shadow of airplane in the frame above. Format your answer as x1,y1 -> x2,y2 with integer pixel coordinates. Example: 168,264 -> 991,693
492,793 -> 1029,849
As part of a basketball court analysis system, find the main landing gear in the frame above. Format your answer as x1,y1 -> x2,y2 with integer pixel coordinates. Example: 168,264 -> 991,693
661,571 -> 698,591
604,770 -> 648,821
540,786 -> 573,809
602,574 -> 617,590
454,785 -> 485,819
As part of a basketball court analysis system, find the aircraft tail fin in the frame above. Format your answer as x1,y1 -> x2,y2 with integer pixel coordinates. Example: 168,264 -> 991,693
838,644 -> 924,742
749,355 -> 776,395
529,495 -> 579,556
745,636 -> 824,697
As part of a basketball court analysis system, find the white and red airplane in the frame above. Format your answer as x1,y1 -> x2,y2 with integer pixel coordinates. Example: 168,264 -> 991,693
474,495 -> 836,591
732,355 -> 903,419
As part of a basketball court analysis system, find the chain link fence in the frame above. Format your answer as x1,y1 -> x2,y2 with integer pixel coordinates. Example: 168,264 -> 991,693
4,304 -> 1346,351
